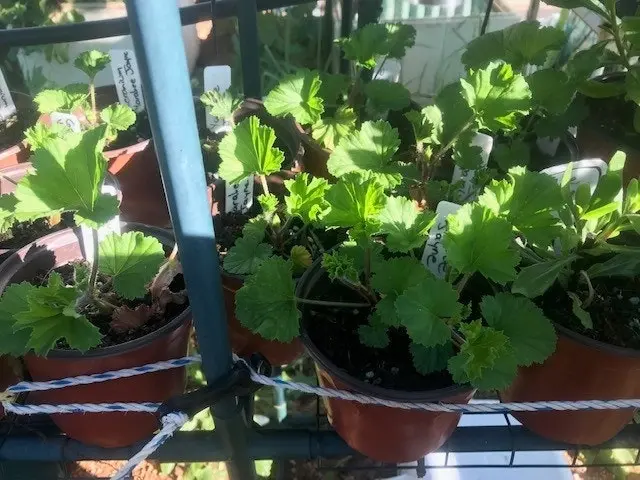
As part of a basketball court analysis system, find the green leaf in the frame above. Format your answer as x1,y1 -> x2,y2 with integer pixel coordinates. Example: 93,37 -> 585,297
436,82 -> 475,145
378,196 -> 436,252
358,320 -> 390,348
321,173 -> 387,238
311,106 -> 357,150
492,139 -> 530,171
411,341 -> 453,375
264,69 -> 324,125
567,42 -> 609,83
481,293 -> 556,366
626,69 -> 640,106
371,257 -> 431,326
33,85 -> 88,114
200,88 -> 242,121
74,50 -> 110,80
257,193 -> 278,215
462,21 -> 566,71
318,73 -> 349,104
284,173 -> 329,224
0,194 -> 17,234
321,250 -> 359,282
218,116 -> 285,184
624,178 -> 640,214
235,257 -> 300,342
460,62 -> 532,132
579,80 -> 626,98
444,203 -> 520,284
290,245 -> 312,273
384,23 -> 416,59
327,120 -> 402,188
587,253 -> 640,278
452,129 -> 484,169
405,105 -> 443,145
534,96 -> 589,138
223,221 -> 273,275
584,151 -> 625,219
24,122 -> 67,150
0,283 -> 35,355
448,320 -> 518,390
98,232 -> 166,300
364,80 -> 411,111
14,125 -> 118,228
100,104 -> 136,137
527,69 -> 575,114
478,167 -> 564,247
339,23 -> 389,69
13,273 -> 102,355
512,256 -> 576,298
395,277 -> 462,348
568,292 -> 593,329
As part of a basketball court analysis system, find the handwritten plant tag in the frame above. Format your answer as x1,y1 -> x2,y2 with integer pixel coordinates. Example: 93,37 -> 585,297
0,68 -> 16,122
50,112 -> 81,132
225,178 -> 254,214
451,133 -> 493,202
204,65 -> 232,133
542,158 -> 608,194
81,184 -> 121,262
421,201 -> 461,278
110,49 -> 145,113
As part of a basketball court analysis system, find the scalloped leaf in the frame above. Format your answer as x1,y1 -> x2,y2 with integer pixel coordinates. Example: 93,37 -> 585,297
264,69 -> 324,125
100,104 -> 136,137
74,50 -> 111,80
378,196 -> 435,252
200,89 -> 242,121
284,173 -> 330,224
364,80 -> 411,111
339,23 -> 389,69
312,106 -> 357,150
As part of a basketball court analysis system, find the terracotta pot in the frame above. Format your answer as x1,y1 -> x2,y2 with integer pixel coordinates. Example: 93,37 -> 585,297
297,260 -> 475,463
298,129 -> 332,180
501,325 -> 640,445
0,142 -> 29,170
0,224 -> 192,447
222,273 -> 304,366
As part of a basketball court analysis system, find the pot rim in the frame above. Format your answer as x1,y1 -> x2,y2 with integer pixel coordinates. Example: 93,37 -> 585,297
104,138 -> 151,158
297,259 -> 474,402
0,223 -> 191,360
555,323 -> 640,358
0,142 -> 27,160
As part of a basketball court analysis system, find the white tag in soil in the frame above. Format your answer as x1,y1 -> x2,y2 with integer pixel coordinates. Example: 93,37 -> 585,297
203,65 -> 232,133
421,201 -> 461,278
225,177 -> 254,214
451,133 -> 493,202
81,184 -> 121,262
542,158 -> 608,194
373,58 -> 401,82
536,136 -> 561,157
110,49 -> 145,113
50,112 -> 81,133
0,68 -> 16,122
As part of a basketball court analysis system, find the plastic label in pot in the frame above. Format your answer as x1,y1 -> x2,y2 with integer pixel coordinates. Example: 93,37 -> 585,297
542,158 -> 608,194
0,68 -> 16,122
421,201 -> 461,278
110,49 -> 146,113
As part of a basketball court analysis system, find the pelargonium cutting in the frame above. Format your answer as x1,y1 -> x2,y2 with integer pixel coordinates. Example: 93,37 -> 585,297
0,126 -> 185,356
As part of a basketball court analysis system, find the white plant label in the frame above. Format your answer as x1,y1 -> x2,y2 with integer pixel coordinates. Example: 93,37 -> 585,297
225,177 -> 254,214
50,112 -> 81,133
451,133 -> 493,202
373,58 -> 401,82
536,136 -> 561,157
0,68 -> 16,122
81,184 -> 121,262
204,65 -> 232,133
110,49 -> 145,113
421,201 -> 461,278
542,158 -> 608,194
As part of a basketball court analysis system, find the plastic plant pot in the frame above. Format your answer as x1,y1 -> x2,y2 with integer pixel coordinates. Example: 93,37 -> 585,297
501,325 -> 640,445
0,224 -> 191,448
297,260 -> 475,463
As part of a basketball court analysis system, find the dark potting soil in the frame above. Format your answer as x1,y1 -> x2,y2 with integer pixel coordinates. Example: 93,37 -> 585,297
582,90 -> 640,151
0,214 -> 73,250
34,257 -> 189,350
302,271 -> 456,392
541,275 -> 640,350
0,112 -> 27,152
214,210 -> 259,254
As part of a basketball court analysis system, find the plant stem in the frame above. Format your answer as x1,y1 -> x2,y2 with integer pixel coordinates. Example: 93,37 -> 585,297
259,174 -> 270,196
296,297 -> 371,309
430,117 -> 474,170
449,326 -> 465,348
89,80 -> 97,125
456,272 -> 472,295
308,228 -> 325,254
363,245 -> 372,290
579,270 -> 595,308
374,55 -> 388,80
87,228 -> 100,297
609,2 -> 632,69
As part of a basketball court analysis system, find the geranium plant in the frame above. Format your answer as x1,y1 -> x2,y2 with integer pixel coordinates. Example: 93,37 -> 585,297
0,125 -> 185,355
234,171 -> 557,389
31,50 -> 136,142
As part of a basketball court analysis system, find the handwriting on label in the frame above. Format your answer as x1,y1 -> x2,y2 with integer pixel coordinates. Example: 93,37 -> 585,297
0,68 -> 16,122
81,184 -> 121,262
204,65 -> 232,133
225,177 -> 254,214
51,112 -> 81,132
451,133 -> 493,202
541,159 -> 608,194
421,201 -> 461,278
110,49 -> 145,112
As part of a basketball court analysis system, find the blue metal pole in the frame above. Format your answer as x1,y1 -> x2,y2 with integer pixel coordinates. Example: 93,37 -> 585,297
123,2 -> 254,479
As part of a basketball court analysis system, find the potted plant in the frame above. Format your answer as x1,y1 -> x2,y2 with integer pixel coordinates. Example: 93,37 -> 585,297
498,152 -> 640,445
235,171 -> 557,462
0,125 -> 191,448
214,114 -> 329,365
540,0 -> 640,182
34,49 -> 170,227
461,20 -> 583,172
261,22 -> 416,179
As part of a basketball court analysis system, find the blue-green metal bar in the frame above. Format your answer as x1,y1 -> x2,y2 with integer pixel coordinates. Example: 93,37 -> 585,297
124,2 -> 254,479
236,0 -> 262,98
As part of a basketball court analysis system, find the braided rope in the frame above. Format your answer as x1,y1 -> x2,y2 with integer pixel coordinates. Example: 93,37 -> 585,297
111,412 -> 188,480
2,401 -> 160,415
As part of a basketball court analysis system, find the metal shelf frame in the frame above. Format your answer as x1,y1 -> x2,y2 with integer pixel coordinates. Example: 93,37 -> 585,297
0,1 -> 638,479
